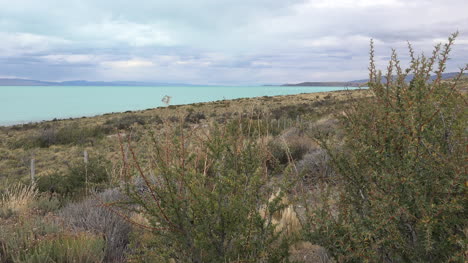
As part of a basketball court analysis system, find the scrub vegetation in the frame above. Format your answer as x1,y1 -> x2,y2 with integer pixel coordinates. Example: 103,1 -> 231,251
0,33 -> 466,262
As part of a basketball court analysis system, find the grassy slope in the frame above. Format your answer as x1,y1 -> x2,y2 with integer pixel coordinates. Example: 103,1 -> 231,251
0,89 -> 370,190
2,75 -> 466,188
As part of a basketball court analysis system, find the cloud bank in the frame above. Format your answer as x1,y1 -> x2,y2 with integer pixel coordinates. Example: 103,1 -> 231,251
0,0 -> 467,84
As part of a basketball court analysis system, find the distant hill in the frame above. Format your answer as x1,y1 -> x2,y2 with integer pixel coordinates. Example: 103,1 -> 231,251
1,72 -> 465,87
282,82 -> 362,87
0,79 -> 57,86
0,79 -> 203,87
283,72 -> 467,87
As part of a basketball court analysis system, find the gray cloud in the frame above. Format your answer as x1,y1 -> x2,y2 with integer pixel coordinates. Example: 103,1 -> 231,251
0,0 -> 466,84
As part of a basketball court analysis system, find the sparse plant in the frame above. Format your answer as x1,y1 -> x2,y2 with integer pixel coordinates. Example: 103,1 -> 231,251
21,232 -> 106,263
34,193 -> 62,214
104,114 -> 148,130
119,119 -> 290,262
304,32 -> 467,262
184,111 -> 206,123
59,188 -> 131,262
36,156 -> 110,197
12,123 -> 107,148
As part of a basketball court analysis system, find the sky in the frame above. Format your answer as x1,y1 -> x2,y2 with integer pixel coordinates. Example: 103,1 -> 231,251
0,0 -> 467,85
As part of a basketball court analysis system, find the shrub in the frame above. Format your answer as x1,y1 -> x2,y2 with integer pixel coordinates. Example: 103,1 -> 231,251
104,114 -> 149,130
7,233 -> 105,263
270,104 -> 311,120
0,216 -> 60,262
59,188 -> 131,262
184,111 -> 206,123
295,147 -> 335,185
167,116 -> 180,122
120,120 -> 290,262
268,128 -> 315,168
67,156 -> 110,191
13,123 -> 107,148
36,156 -> 110,197
20,232 -> 105,263
34,193 -> 62,214
304,33 -> 467,262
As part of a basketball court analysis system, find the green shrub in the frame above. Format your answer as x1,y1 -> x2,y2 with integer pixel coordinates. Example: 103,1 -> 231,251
1,212 -> 104,263
36,156 -> 110,197
34,193 -> 62,214
184,111 -> 206,123
12,123 -> 106,148
36,173 -> 68,195
67,156 -> 109,191
0,216 -> 60,262
304,33 -> 467,262
271,104 -> 311,120
104,114 -> 154,130
21,232 -> 105,263
121,120 -> 290,262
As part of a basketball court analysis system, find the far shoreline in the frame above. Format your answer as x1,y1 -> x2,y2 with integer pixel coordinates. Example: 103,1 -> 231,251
1,88 -> 366,128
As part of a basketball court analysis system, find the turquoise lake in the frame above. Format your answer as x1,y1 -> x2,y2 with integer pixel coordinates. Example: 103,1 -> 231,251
0,86 -> 358,126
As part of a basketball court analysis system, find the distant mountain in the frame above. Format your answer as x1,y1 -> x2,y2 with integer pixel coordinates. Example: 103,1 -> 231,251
2,72 -> 465,87
283,72 -> 467,87
0,79 -> 204,87
282,82 -> 362,87
0,79 -> 57,86
58,80 -> 203,86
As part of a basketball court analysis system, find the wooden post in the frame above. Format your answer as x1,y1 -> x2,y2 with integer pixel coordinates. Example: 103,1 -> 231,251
30,158 -> 35,184
84,150 -> 88,195
84,150 -> 89,164
124,145 -> 129,162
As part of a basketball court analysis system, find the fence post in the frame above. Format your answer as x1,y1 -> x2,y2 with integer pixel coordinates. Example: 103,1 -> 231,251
84,150 -> 89,164
84,150 -> 88,195
30,158 -> 35,185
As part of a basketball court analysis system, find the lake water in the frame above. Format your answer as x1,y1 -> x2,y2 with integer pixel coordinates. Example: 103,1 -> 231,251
0,86 -> 357,126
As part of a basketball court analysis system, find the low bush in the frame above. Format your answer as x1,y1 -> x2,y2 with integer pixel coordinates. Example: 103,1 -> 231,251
270,104 -> 311,120
36,173 -> 65,194
120,120 -> 291,262
104,114 -> 152,130
295,147 -> 335,185
167,115 -> 180,122
36,156 -> 110,197
268,128 -> 315,169
59,188 -> 131,262
12,123 -> 106,148
14,231 -> 105,263
34,193 -> 62,214
0,216 -> 60,262
184,111 -> 206,123
304,33 -> 467,262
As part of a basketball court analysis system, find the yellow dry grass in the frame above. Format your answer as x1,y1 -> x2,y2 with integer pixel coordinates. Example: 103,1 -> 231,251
1,183 -> 37,215
260,189 -> 301,236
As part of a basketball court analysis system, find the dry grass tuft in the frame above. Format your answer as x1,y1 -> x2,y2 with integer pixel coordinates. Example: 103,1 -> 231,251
260,190 -> 301,236
1,183 -> 37,216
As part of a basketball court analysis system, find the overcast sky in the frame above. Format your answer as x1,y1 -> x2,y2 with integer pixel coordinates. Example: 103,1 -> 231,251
0,0 -> 467,85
